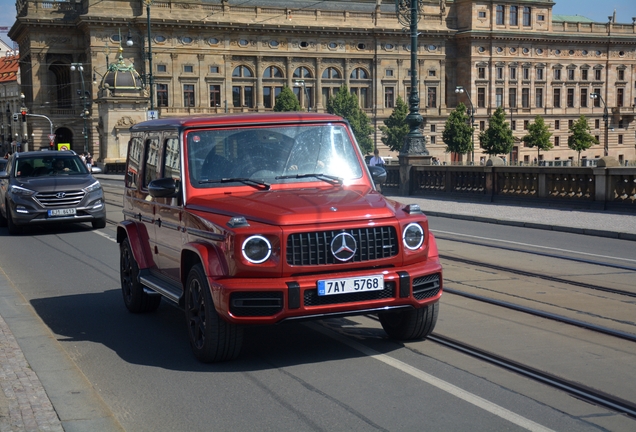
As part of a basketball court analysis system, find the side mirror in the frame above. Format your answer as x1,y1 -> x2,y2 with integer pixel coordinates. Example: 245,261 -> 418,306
148,177 -> 180,198
368,165 -> 387,185
0,171 -> 8,180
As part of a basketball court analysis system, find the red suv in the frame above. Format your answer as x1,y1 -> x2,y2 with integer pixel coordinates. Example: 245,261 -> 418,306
118,113 -> 442,362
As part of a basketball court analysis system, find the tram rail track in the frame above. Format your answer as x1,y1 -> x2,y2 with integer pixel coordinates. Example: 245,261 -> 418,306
427,333 -> 636,419
440,254 -> 636,298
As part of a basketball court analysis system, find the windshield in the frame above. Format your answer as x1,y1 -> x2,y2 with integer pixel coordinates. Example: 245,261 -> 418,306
14,155 -> 89,178
186,124 -> 363,188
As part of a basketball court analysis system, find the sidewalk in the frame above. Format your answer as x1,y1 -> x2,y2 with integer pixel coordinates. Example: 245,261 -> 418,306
0,185 -> 634,431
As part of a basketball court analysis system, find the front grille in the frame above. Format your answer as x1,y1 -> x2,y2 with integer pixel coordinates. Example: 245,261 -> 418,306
413,274 -> 441,300
230,291 -> 284,317
304,281 -> 396,306
287,226 -> 398,266
34,190 -> 85,208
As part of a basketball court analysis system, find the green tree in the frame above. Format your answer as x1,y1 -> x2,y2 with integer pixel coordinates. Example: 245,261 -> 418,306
326,85 -> 374,154
273,86 -> 302,112
521,115 -> 553,161
568,115 -> 598,162
379,96 -> 409,152
442,102 -> 473,157
478,107 -> 514,157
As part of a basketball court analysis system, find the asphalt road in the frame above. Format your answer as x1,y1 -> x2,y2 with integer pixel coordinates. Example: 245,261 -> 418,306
0,183 -> 635,431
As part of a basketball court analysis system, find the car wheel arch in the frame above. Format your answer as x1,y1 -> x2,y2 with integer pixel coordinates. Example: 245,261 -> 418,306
117,221 -> 155,269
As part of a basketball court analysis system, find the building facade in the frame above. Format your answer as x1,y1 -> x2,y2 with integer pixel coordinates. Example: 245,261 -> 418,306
0,39 -> 21,155
7,0 -> 636,165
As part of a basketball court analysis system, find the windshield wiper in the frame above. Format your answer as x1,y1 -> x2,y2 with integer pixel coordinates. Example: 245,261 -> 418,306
199,177 -> 271,190
275,173 -> 343,185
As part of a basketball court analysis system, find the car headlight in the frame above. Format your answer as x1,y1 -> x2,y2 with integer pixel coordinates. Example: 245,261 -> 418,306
9,185 -> 35,197
403,223 -> 424,250
84,181 -> 102,193
242,235 -> 272,264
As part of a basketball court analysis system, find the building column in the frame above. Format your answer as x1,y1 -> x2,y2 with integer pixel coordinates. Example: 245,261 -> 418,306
256,56 -> 264,111
316,57 -> 323,111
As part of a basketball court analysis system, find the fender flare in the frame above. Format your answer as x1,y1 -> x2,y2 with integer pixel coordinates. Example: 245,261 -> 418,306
181,242 -> 228,310
116,220 -> 155,269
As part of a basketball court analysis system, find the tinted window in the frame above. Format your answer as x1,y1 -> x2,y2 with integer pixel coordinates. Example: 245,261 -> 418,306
15,155 -> 88,178
127,136 -> 143,189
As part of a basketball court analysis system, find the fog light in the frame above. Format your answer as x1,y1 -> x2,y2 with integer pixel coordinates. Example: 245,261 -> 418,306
16,206 -> 29,214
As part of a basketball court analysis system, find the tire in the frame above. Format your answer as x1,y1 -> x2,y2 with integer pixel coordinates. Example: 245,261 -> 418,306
379,302 -> 439,341
6,204 -> 21,235
120,238 -> 161,313
185,264 -> 243,363
92,216 -> 107,229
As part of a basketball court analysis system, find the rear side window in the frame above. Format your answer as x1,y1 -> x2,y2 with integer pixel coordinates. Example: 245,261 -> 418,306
143,136 -> 161,189
126,136 -> 143,189
163,136 -> 181,181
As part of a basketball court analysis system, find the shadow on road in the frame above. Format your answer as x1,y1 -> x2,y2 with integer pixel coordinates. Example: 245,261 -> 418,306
30,289 -> 403,371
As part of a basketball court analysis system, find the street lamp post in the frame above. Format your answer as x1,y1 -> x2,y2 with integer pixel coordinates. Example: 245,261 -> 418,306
395,0 -> 428,155
144,0 -> 155,111
70,63 -> 90,153
590,92 -> 609,157
455,86 -> 475,164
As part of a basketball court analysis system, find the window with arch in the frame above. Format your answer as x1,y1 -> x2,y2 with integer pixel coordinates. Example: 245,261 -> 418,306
349,67 -> 371,108
293,66 -> 312,79
262,66 -> 284,109
350,68 -> 368,79
232,65 -> 255,108
322,67 -> 341,79
232,65 -> 253,78
263,66 -> 283,78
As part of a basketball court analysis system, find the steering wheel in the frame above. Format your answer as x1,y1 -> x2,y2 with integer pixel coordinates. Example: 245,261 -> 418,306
232,156 -> 271,178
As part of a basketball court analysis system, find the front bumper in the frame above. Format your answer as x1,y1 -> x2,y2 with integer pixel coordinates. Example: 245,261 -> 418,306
209,259 -> 443,325
8,195 -> 106,226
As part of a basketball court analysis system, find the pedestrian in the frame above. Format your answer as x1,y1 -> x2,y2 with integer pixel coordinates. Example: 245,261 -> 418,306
86,152 -> 93,170
369,148 -> 384,167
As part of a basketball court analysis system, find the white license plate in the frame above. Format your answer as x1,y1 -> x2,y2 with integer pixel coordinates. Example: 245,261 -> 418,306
48,208 -> 76,217
317,275 -> 384,296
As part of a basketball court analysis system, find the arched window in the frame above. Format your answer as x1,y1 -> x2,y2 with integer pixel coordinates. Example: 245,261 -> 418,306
293,66 -> 312,79
350,68 -> 368,79
263,66 -> 283,78
349,67 -> 371,108
263,66 -> 284,109
322,67 -> 341,79
232,65 -> 253,78
232,65 -> 255,108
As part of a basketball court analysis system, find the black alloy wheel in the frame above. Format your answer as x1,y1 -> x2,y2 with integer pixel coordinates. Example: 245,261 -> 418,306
120,238 -> 161,313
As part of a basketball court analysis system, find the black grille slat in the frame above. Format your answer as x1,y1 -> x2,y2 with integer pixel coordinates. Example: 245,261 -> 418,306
230,292 -> 284,317
304,282 -> 396,306
287,226 -> 398,266
35,190 -> 85,208
413,274 -> 441,300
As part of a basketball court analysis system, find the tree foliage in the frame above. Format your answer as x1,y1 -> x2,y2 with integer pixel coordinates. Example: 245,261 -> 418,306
442,102 -> 473,155
521,115 -> 553,159
273,86 -> 302,112
478,107 -> 514,156
568,115 -> 598,161
326,85 -> 374,154
379,96 -> 409,152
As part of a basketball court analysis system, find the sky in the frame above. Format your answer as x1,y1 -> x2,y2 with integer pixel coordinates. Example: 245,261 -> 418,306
0,0 -> 635,41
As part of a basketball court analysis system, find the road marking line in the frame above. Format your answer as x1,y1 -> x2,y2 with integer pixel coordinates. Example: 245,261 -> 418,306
93,230 -> 116,242
433,229 -> 636,263
307,322 -> 554,432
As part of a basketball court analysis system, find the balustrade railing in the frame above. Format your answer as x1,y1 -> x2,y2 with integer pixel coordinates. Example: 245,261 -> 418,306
383,165 -> 635,210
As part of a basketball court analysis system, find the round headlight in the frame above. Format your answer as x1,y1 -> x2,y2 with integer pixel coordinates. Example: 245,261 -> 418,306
242,235 -> 272,264
403,223 -> 424,250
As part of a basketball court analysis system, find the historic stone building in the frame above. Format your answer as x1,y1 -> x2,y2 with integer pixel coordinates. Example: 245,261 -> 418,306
7,0 -> 636,166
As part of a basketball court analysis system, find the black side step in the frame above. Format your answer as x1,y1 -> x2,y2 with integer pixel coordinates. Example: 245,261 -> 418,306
138,270 -> 182,305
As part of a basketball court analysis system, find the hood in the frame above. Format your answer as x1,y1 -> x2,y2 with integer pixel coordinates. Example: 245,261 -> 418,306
187,187 -> 396,226
16,175 -> 96,191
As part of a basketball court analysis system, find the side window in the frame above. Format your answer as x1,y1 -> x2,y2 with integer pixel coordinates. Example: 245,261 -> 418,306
143,136 -> 161,189
163,136 -> 181,182
126,136 -> 143,189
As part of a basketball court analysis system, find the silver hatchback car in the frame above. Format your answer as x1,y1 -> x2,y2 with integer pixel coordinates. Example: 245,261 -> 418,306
0,151 -> 106,234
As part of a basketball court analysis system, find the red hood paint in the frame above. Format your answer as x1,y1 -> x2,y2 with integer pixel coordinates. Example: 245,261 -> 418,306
186,187 -> 396,226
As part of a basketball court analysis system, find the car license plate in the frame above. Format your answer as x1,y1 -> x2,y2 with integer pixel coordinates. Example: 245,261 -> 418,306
48,208 -> 76,217
317,275 -> 384,296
